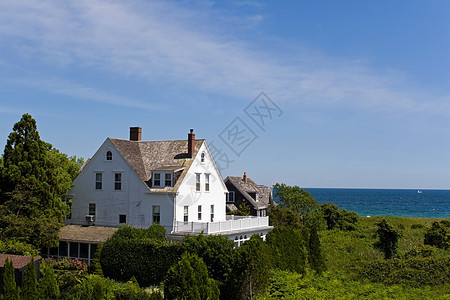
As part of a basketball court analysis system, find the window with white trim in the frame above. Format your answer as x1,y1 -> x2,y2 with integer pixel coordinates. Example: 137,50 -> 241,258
165,173 -> 172,187
106,151 -> 112,161
210,205 -> 214,222
153,173 -> 161,187
119,214 -> 126,224
205,174 -> 210,191
227,191 -> 235,202
201,152 -> 205,163
152,206 -> 160,223
89,203 -> 96,216
115,173 -> 122,190
95,173 -> 102,190
184,206 -> 189,222
195,173 -> 201,191
198,205 -> 202,220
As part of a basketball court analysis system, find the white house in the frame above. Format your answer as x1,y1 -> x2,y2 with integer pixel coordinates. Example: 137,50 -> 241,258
64,128 -> 272,248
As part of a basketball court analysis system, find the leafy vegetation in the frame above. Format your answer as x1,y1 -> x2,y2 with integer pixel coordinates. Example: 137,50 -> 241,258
100,224 -> 182,287
0,114 -> 83,248
373,219 -> 402,259
424,220 -> 449,249
164,252 -> 219,300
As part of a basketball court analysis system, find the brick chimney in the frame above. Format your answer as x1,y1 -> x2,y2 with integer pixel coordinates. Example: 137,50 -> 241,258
243,172 -> 247,183
188,129 -> 195,158
130,127 -> 142,141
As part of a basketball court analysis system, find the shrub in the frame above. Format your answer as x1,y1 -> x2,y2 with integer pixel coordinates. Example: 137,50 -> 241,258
424,221 -> 449,249
373,219 -> 402,259
164,253 -> 219,300
37,261 -> 60,299
266,226 -> 307,274
21,258 -> 38,300
354,255 -> 450,286
320,203 -> 358,231
101,237 -> 182,287
2,258 -> 20,299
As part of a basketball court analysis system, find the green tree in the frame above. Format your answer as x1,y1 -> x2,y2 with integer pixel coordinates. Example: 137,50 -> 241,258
0,114 -> 83,248
320,203 -> 358,231
92,279 -> 105,300
182,234 -> 236,284
424,221 -> 449,249
89,243 -> 104,276
2,258 -> 20,300
164,252 -> 219,300
268,206 -> 303,229
233,235 -> 272,299
266,226 -> 307,274
307,225 -> 326,274
273,183 -> 318,218
20,258 -> 38,300
38,261 -> 60,299
373,219 -> 402,259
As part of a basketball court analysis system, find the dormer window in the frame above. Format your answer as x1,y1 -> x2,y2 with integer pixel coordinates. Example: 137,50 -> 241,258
165,173 -> 172,187
106,151 -> 112,161
201,152 -> 205,163
153,173 -> 161,186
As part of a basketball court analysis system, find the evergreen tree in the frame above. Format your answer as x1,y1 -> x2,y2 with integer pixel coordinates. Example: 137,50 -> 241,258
38,262 -> 60,299
307,225 -> 326,274
233,235 -> 272,299
2,258 -> 20,300
0,114 -> 82,248
164,252 -> 219,300
373,219 -> 402,259
20,258 -> 38,300
266,226 -> 307,274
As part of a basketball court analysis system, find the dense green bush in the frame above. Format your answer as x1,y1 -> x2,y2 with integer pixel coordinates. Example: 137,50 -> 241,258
354,255 -> 450,286
373,219 -> 402,259
424,221 -> 449,249
101,236 -> 181,287
164,252 -> 219,300
320,203 -> 358,231
21,258 -> 38,300
182,234 -> 236,286
266,226 -> 307,274
2,257 -> 20,299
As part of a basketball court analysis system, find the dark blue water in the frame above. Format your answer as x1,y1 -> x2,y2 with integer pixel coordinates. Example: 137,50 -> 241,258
306,188 -> 450,219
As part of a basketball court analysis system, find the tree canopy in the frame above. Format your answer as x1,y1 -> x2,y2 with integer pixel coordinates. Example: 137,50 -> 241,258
273,183 -> 319,217
0,113 -> 83,248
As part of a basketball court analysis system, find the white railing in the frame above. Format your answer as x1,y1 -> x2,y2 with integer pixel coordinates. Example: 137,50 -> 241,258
174,216 -> 270,234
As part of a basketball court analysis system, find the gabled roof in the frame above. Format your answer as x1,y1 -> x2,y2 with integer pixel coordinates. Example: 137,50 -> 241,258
109,138 -> 204,193
225,176 -> 273,209
0,254 -> 41,270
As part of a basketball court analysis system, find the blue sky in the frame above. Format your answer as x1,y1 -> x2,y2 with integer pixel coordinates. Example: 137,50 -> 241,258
0,0 -> 449,189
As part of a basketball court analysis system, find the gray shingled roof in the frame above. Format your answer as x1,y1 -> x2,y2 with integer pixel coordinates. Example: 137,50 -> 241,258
109,138 -> 204,193
226,176 -> 273,209
59,225 -> 118,243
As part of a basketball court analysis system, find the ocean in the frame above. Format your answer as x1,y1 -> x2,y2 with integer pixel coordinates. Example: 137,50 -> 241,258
306,188 -> 450,219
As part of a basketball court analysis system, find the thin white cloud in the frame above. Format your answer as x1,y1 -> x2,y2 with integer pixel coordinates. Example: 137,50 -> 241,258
0,0 -> 447,115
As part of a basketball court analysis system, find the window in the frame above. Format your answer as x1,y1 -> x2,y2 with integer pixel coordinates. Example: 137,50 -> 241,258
198,205 -> 202,220
106,151 -> 112,160
80,243 -> 89,259
205,174 -> 210,191
95,173 -> 102,190
152,206 -> 160,223
153,173 -> 161,187
210,205 -> 214,222
89,203 -> 96,216
69,242 -> 79,258
184,206 -> 189,222
115,173 -> 122,190
227,191 -> 235,202
196,174 -> 201,191
119,214 -> 126,224
165,173 -> 172,187
201,152 -> 205,162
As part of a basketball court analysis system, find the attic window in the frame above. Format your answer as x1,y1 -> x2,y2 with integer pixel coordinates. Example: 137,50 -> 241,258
153,173 -> 161,187
106,151 -> 112,161
201,152 -> 205,163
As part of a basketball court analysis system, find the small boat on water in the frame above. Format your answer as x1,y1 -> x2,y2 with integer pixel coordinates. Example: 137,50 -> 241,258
417,190 -> 422,194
